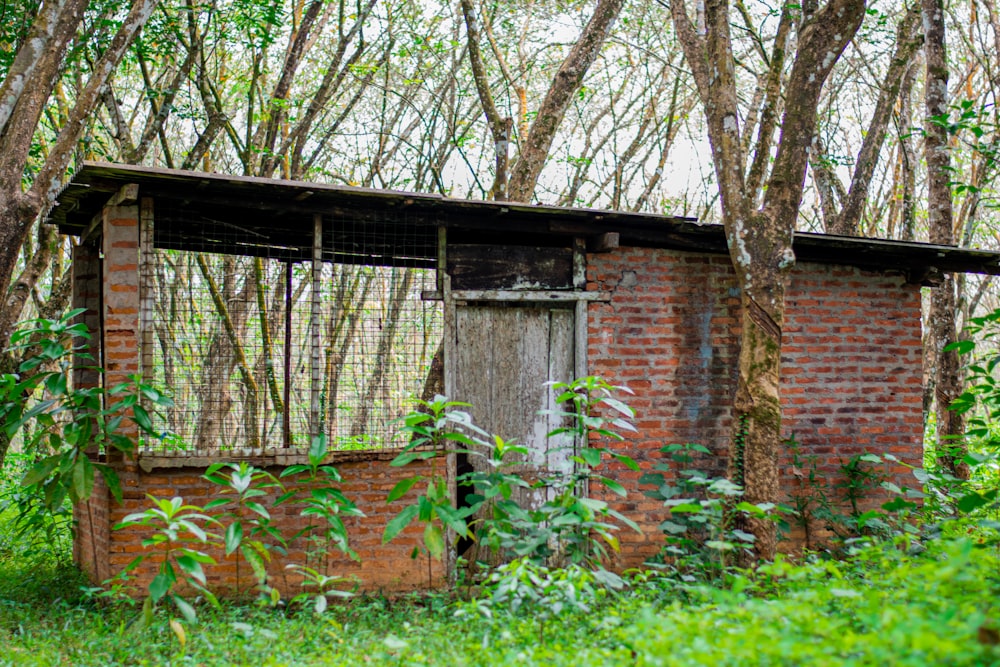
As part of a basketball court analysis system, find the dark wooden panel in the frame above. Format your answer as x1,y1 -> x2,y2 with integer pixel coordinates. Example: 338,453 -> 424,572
447,244 -> 573,290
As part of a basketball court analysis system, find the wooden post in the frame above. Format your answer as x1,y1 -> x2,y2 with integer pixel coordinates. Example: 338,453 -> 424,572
139,198 -> 155,387
283,261 -> 292,448
311,213 -> 323,438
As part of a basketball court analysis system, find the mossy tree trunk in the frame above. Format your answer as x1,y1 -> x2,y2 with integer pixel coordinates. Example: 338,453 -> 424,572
672,0 -> 866,560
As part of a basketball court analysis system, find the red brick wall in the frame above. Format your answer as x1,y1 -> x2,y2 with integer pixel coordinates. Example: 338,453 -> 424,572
74,473 -> 112,584
586,247 -> 923,565
102,204 -> 141,399
77,453 -> 447,597
75,220 -> 924,588
71,243 -> 102,398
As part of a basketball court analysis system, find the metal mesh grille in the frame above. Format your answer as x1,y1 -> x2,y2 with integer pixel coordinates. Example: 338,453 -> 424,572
142,206 -> 441,456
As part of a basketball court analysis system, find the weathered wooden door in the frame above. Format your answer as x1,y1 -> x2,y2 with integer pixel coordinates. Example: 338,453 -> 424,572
452,303 -> 577,495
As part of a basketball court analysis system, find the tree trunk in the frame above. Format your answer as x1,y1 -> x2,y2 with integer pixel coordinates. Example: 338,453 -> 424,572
506,0 -> 626,201
672,0 -> 865,560
732,289 -> 784,557
923,0 -> 968,478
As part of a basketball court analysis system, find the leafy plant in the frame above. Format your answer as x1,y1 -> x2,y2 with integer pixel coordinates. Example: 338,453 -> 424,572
641,443 -> 780,579
280,434 -> 365,572
383,397 -> 483,577
204,462 -> 286,596
462,557 -> 617,643
285,563 -> 357,615
114,496 -> 221,628
384,379 -> 643,577
523,376 -> 642,567
0,311 -> 172,520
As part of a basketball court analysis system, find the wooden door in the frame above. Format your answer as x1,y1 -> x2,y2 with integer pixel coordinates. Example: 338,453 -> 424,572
452,304 -> 577,497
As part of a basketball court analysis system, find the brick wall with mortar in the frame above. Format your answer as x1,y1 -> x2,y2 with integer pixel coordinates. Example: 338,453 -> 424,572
78,454 -> 446,596
75,473 -> 112,584
73,201 -> 923,589
586,246 -> 923,567
71,243 -> 102,401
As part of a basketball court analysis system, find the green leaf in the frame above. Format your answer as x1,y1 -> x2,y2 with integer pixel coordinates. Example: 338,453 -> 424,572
705,540 -> 735,551
436,504 -> 470,538
20,456 -> 60,487
734,501 -> 766,517
598,477 -> 627,497
659,520 -> 688,535
944,340 -> 975,354
390,452 -> 419,467
613,453 -> 641,471
670,503 -> 703,514
424,523 -> 444,558
149,572 -> 172,603
43,371 -> 67,396
224,522 -> 243,555
600,396 -> 634,417
281,464 -> 309,478
382,504 -> 420,544
245,501 -> 270,519
176,555 -> 207,585
387,477 -> 420,503
71,456 -> 95,502
957,491 -> 989,513
133,404 -> 153,432
171,594 -> 198,625
309,434 -> 328,465
95,464 -> 123,504
241,543 -> 269,583
579,448 -> 602,468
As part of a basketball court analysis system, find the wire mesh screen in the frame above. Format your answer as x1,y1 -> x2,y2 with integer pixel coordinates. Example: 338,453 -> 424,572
142,205 -> 442,456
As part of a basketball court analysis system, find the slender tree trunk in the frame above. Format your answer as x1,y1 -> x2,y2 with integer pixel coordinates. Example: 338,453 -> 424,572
923,0 -> 968,478
829,4 -> 923,236
350,269 -> 415,438
506,0 -> 626,201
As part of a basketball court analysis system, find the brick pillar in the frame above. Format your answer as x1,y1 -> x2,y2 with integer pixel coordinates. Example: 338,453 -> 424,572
102,202 -> 142,502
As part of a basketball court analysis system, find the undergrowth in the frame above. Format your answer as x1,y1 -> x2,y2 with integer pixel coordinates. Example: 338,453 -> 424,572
1,515 -> 998,666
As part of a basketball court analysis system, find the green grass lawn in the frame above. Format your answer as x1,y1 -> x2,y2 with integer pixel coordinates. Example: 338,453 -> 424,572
2,524 -> 999,667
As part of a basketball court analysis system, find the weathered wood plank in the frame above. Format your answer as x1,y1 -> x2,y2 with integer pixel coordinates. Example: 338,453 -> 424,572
107,183 -> 140,207
587,232 -> 620,253
547,308 -> 576,478
310,214 -> 323,435
572,237 -> 586,289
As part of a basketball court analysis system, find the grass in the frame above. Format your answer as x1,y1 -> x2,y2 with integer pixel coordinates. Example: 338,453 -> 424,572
2,511 -> 999,666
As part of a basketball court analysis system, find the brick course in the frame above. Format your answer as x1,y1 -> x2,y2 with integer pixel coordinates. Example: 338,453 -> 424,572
75,227 -> 925,591
75,454 -> 447,597
587,247 -> 923,565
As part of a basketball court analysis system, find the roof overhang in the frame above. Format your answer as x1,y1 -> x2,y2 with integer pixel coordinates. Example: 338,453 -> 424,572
48,162 -> 1000,280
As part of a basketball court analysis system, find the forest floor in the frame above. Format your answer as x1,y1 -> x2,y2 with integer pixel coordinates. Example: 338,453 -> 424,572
1,508 -> 999,667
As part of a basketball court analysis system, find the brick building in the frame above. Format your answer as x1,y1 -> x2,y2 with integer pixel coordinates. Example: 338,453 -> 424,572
50,162 -> 1000,595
